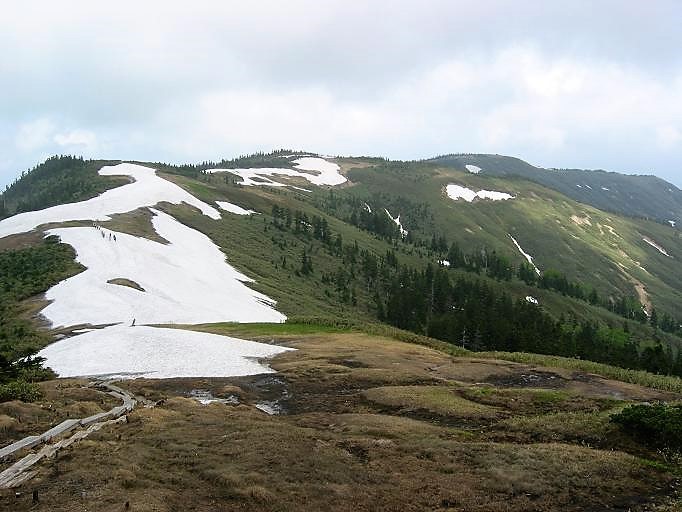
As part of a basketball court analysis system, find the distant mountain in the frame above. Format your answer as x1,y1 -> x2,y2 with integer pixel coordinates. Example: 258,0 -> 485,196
428,154 -> 682,226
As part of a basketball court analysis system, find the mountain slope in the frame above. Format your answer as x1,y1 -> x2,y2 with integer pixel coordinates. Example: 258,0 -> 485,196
429,153 -> 682,226
0,152 -> 681,383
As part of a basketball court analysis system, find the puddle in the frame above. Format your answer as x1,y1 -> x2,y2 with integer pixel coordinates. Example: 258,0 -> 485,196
255,401 -> 283,415
189,389 -> 239,405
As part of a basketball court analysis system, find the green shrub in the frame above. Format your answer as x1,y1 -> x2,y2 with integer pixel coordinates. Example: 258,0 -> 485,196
611,403 -> 682,450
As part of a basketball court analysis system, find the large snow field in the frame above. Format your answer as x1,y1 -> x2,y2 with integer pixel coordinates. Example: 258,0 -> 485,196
43,209 -> 286,327
446,184 -> 514,202
465,164 -> 481,174
509,234 -> 541,275
0,163 -> 220,239
38,324 -> 292,379
206,157 -> 346,187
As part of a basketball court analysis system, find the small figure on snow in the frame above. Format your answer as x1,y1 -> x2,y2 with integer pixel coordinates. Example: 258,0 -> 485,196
131,318 -> 136,327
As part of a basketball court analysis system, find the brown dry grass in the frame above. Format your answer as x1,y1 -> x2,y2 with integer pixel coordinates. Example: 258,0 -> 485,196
0,333 -> 678,511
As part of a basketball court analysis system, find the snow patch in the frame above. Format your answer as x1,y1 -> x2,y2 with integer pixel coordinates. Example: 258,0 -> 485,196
525,296 -> 539,305
216,201 -> 257,215
465,164 -> 481,174
642,236 -> 672,258
669,220 -> 676,228
439,260 -> 451,267
206,157 -> 346,188
363,202 -> 372,213
384,209 -> 408,237
509,234 -> 541,275
601,186 -> 610,191
43,209 -> 286,327
446,184 -> 514,202
0,163 -> 220,239
38,324 -> 291,379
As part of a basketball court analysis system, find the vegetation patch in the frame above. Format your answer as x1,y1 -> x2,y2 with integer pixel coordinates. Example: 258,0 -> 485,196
107,278 -> 146,292
612,403 -> 682,451
362,385 -> 501,420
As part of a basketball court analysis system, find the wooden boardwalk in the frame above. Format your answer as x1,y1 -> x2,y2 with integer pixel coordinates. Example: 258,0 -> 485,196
0,381 -> 148,489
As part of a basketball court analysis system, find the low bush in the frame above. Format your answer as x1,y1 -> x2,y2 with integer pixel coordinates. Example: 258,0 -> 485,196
611,403 -> 682,450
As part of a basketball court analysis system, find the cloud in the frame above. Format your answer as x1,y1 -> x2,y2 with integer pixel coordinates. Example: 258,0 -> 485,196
54,129 -> 97,149
0,1 -> 681,186
15,119 -> 54,151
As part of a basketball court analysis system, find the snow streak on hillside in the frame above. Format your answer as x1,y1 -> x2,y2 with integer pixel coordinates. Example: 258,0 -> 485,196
509,234 -> 541,275
384,209 -> 408,237
206,157 -> 346,187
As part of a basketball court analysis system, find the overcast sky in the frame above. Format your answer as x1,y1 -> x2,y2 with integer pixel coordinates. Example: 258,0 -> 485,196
1,1 -> 681,187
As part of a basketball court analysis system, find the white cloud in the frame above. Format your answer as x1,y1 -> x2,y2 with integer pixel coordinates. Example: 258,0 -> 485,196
15,118 -> 54,151
54,129 -> 97,148
1,2 -> 682,186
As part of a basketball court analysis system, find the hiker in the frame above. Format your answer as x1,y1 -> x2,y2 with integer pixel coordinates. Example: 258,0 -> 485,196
113,234 -> 117,242
131,318 -> 136,327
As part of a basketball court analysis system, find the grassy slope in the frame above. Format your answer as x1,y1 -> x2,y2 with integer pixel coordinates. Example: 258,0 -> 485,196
157,165 -> 680,353
340,158 -> 682,316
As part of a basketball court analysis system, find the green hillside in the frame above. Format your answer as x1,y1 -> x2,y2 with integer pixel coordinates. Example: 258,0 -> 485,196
430,153 -> 682,226
1,153 -> 681,390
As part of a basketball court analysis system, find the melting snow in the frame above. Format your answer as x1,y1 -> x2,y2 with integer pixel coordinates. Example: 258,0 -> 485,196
363,202 -> 372,213
465,164 -> 481,174
384,209 -> 408,237
446,184 -> 514,202
207,157 -> 346,188
509,234 -> 541,275
601,186 -> 610,191
642,237 -> 672,258
38,325 -> 291,379
669,220 -> 676,228
43,209 -> 286,326
1,163 -> 289,379
439,260 -> 451,267
525,296 -> 539,305
0,163 -> 220,238
216,201 -> 257,215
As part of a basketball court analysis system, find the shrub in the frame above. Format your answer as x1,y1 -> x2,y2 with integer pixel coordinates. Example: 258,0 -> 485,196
611,403 -> 682,450
0,380 -> 42,403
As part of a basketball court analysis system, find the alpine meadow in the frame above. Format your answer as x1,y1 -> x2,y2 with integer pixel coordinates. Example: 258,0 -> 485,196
1,2 -> 682,511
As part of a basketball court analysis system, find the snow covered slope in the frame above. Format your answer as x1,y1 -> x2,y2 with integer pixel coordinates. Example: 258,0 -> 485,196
0,163 -> 220,238
0,162 -> 289,378
206,157 -> 346,187
39,325 -> 291,379
43,209 -> 285,326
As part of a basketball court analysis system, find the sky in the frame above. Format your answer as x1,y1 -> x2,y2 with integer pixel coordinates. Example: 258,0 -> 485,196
1,1 -> 681,187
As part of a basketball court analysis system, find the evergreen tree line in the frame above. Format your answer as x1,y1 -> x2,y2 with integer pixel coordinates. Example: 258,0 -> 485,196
267,206 -> 681,376
317,190 -> 682,337
378,264 -> 682,376
0,237 -> 79,400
